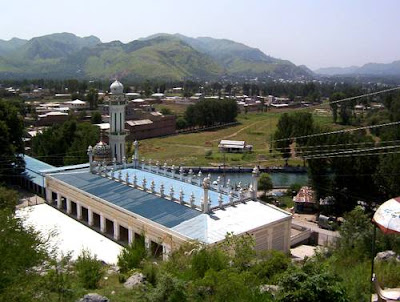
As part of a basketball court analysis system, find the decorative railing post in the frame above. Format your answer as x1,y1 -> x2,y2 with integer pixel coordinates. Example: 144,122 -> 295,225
118,170 -> 122,181
148,159 -> 152,172
141,158 -> 145,170
190,192 -> 195,208
170,186 -> 175,200
188,169 -> 193,184
163,163 -> 168,176
229,190 -> 234,205
160,183 -> 165,198
202,177 -> 210,213
248,184 -> 254,200
87,145 -> 93,173
133,174 -> 137,188
156,161 -> 160,174
113,157 -> 117,171
151,180 -> 155,193
171,165 -> 176,178
122,156 -> 127,169
218,193 -> 223,208
142,177 -> 147,190
216,176 -> 221,192
239,188 -> 244,202
179,167 -> 184,181
133,140 -> 139,168
179,188 -> 184,204
252,166 -> 260,200
197,171 -> 202,186
125,171 -> 129,184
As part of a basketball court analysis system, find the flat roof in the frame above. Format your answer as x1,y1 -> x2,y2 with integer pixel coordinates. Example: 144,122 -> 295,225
17,204 -> 122,264
172,200 -> 290,244
50,170 -> 201,228
23,155 -> 55,187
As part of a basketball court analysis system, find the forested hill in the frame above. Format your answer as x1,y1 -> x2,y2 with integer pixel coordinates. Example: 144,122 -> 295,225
0,32 -> 313,81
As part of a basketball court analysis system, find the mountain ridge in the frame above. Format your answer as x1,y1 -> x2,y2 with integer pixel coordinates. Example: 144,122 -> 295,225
0,32 -> 312,80
315,61 -> 400,76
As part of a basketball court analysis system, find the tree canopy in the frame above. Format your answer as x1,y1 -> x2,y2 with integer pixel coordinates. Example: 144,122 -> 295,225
32,120 -> 99,166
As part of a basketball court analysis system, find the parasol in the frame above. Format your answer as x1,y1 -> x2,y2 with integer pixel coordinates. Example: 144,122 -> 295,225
371,197 -> 400,292
373,197 -> 400,234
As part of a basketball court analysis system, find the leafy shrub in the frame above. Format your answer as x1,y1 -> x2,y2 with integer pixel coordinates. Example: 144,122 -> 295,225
117,236 -> 146,274
204,150 -> 213,158
142,260 -> 159,286
277,261 -> 349,302
74,249 -> 103,289
252,250 -> 291,282
191,247 -> 228,279
176,117 -> 188,130
145,272 -> 187,302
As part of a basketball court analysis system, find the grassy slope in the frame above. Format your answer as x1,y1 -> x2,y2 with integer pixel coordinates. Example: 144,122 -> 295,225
137,110 -> 339,166
84,39 -> 223,80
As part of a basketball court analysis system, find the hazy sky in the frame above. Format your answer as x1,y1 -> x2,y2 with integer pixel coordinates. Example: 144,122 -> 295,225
2,0 -> 399,69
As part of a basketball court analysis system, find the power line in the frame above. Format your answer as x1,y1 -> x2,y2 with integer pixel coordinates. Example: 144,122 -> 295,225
304,149 -> 400,160
272,120 -> 400,143
272,139 -> 400,152
284,86 -> 400,113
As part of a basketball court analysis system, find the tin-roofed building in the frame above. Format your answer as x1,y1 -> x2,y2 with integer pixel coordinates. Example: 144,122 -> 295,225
43,154 -> 291,259
24,81 -> 291,260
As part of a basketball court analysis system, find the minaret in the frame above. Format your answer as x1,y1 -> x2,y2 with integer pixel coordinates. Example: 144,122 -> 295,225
109,80 -> 127,162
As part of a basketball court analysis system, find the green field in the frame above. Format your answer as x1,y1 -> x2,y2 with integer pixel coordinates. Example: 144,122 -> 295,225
137,110 -> 340,167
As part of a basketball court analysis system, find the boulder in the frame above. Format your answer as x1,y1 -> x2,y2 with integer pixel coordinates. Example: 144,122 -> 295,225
259,284 -> 280,295
375,250 -> 398,262
78,293 -> 109,302
124,272 -> 145,289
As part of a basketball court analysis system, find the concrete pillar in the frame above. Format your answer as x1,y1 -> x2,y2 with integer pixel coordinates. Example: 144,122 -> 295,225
88,207 -> 93,226
128,227 -> 133,244
77,202 -> 82,220
100,214 -> 106,233
114,220 -> 120,240
57,193 -> 62,209
45,189 -> 52,203
66,198 -> 72,214
162,243 -> 171,261
145,237 -> 151,250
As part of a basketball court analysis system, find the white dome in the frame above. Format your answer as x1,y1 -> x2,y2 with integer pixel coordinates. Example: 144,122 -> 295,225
110,80 -> 124,94
93,141 -> 111,158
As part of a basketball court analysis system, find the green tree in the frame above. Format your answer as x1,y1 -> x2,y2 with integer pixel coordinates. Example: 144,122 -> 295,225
176,117 -> 188,130
0,100 -> 25,182
86,88 -> 99,110
0,188 -> 49,300
91,111 -> 102,124
258,173 -> 273,195
329,92 -> 345,124
274,113 -> 292,165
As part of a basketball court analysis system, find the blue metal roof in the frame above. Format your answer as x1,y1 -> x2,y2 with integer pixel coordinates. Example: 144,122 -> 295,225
50,170 -> 201,228
116,169 -> 231,207
23,155 -> 55,187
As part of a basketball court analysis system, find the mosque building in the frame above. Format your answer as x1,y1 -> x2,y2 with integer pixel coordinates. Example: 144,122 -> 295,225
24,81 -> 292,259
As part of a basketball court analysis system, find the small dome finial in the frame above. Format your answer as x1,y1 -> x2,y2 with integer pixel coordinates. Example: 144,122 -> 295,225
110,80 -> 124,94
